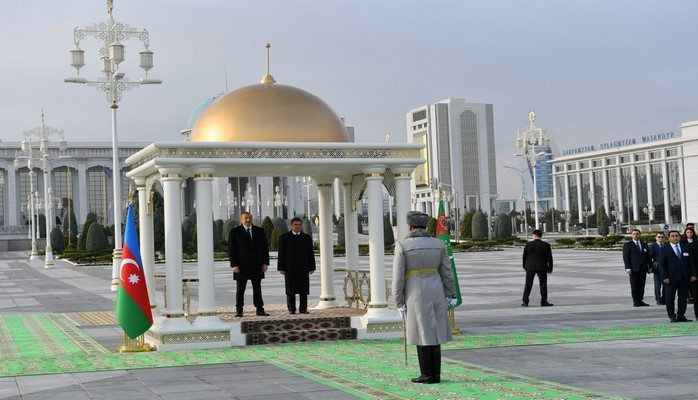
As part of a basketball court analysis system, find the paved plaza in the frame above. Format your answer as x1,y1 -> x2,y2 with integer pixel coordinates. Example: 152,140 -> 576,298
1,247 -> 697,399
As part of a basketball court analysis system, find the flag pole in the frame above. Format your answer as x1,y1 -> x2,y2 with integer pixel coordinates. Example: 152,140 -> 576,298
436,187 -> 462,335
117,332 -> 152,353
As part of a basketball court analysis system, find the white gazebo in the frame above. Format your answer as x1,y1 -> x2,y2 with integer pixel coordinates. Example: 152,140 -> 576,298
125,55 -> 424,350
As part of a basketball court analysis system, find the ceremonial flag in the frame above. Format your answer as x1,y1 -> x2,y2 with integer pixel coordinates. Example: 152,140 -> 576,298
115,204 -> 153,339
436,198 -> 462,307
103,166 -> 113,177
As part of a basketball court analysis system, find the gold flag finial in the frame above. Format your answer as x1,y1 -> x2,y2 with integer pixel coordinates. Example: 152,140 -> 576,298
260,43 -> 276,84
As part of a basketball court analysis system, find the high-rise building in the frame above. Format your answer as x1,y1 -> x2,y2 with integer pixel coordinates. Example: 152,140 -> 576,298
406,98 -> 498,217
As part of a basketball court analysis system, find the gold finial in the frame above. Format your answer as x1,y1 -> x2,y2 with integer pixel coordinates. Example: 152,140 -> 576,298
528,110 -> 536,123
260,43 -> 276,84
385,133 -> 391,143
107,0 -> 113,15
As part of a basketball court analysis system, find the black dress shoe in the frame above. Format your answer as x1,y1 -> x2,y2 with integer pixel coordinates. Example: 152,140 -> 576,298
289,310 -> 296,315
235,312 -> 243,318
639,301 -> 650,306
670,317 -> 677,323
676,315 -> 692,322
411,375 -> 437,384
300,310 -> 309,314
256,309 -> 270,316
540,302 -> 554,307
657,300 -> 666,305
521,302 -> 528,307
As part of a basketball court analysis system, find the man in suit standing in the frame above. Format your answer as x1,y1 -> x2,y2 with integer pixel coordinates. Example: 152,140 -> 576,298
623,229 -> 650,307
658,230 -> 697,323
277,217 -> 316,314
228,211 -> 270,317
522,229 -> 553,307
648,232 -> 666,305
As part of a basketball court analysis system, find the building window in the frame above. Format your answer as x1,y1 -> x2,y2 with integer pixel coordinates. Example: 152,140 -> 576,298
555,165 -> 564,172
579,161 -> 589,169
606,158 -> 616,165
412,110 -> 427,122
567,163 -> 576,171
620,155 -> 631,164
666,148 -> 678,157
592,159 -> 601,167
649,151 -> 662,160
634,153 -> 646,162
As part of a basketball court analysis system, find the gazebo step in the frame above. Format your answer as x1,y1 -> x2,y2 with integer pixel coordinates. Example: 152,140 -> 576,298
241,316 -> 352,334
245,327 -> 357,345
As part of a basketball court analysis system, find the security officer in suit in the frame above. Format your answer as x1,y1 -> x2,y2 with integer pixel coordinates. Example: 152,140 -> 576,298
277,217 -> 316,314
658,230 -> 697,322
522,229 -> 554,307
228,211 -> 270,317
623,228 -> 650,307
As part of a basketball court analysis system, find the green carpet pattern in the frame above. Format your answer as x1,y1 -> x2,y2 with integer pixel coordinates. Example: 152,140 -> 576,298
3,314 -> 698,399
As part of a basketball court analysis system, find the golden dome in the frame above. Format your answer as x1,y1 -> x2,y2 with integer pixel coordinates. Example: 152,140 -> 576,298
190,83 -> 349,143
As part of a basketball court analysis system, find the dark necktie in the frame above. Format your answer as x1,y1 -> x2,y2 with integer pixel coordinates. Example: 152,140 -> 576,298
246,228 -> 252,239
674,245 -> 681,258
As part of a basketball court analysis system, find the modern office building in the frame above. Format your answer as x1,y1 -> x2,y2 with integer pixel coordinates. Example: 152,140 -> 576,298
406,98 -> 498,217
551,119 -> 698,229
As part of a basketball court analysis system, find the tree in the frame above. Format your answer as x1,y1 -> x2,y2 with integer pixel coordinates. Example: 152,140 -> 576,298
223,219 -> 238,242
427,217 -> 437,237
78,219 -> 94,251
262,216 -> 274,244
472,210 -> 488,239
214,219 -> 224,243
152,190 -> 165,252
86,223 -> 109,252
495,213 -> 512,238
596,205 -> 611,237
37,214 -> 46,238
50,227 -> 66,253
303,217 -> 312,236
270,227 -> 282,250
272,217 -> 289,234
460,210 -> 474,239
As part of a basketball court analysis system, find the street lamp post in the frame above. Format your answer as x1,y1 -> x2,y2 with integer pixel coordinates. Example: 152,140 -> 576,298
65,3 -> 161,291
643,203 -> 655,232
516,212 -> 526,235
515,111 -> 549,230
439,182 -> 460,242
582,206 -> 593,235
560,210 -> 571,233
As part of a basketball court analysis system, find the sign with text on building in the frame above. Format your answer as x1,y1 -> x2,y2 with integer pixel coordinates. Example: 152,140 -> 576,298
561,131 -> 677,156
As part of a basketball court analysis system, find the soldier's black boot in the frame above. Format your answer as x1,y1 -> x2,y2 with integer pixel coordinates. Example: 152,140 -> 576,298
412,345 -> 435,383
431,345 -> 441,383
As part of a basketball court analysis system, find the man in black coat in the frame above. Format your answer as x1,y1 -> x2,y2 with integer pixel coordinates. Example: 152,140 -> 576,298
648,232 -> 666,305
228,211 -> 270,317
658,230 -> 697,322
277,217 -> 316,314
623,228 -> 650,307
521,229 -> 553,307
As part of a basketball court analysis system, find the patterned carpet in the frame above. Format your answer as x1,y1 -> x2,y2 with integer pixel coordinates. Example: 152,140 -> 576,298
3,313 -> 698,399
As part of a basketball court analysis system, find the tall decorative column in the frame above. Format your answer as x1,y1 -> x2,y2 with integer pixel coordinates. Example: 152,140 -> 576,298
662,162 -> 670,223
156,167 -> 190,330
135,177 -> 158,318
363,166 -> 391,318
193,167 -> 225,328
316,180 -> 338,308
631,166 -> 638,221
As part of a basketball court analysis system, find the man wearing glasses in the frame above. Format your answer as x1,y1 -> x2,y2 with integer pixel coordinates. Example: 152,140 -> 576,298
648,232 -> 666,305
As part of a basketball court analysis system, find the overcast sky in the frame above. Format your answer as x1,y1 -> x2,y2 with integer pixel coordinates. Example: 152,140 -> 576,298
1,0 -> 696,200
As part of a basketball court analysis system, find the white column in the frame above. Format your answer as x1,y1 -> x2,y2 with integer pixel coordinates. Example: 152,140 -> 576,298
316,180 -> 338,309
77,164 -> 88,226
7,166 -> 17,226
157,167 -> 190,330
393,169 -> 413,240
576,172 -> 583,222
43,163 -> 54,268
616,166 -> 624,223
193,168 -> 225,328
135,178 -> 158,318
662,162 -> 670,223
364,167 -> 392,318
563,174 -> 570,210
631,165 -> 639,222
588,171 -> 596,211
602,168 -> 610,212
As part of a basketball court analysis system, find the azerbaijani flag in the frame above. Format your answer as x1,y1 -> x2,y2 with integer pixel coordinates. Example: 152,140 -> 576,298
115,204 -> 153,339
436,198 -> 462,307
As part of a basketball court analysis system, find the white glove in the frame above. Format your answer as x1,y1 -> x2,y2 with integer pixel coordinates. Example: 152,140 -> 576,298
397,305 -> 406,318
446,297 -> 458,308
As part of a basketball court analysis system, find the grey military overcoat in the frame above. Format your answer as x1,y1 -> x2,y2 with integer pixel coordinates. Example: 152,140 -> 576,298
392,234 -> 456,346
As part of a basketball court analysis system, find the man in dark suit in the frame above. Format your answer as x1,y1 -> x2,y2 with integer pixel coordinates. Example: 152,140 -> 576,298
648,232 -> 666,305
623,229 -> 650,307
521,229 -> 553,307
658,230 -> 697,322
277,217 -> 316,314
228,211 -> 270,317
